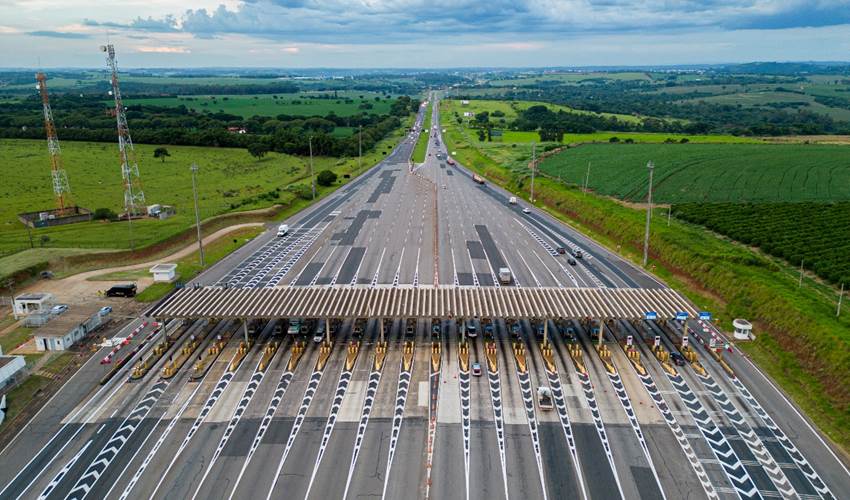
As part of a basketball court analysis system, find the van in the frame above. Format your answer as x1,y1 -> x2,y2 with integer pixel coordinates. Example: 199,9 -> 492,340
106,283 -> 137,297
509,196 -> 517,204
498,267 -> 512,285
277,224 -> 289,237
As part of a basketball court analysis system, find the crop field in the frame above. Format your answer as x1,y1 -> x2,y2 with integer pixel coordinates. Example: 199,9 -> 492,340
538,143 -> 850,203
487,71 -> 652,86
121,90 -> 397,118
677,89 -> 850,122
673,202 -> 850,286
0,131 -> 405,257
497,130 -> 767,144
442,98 -> 649,126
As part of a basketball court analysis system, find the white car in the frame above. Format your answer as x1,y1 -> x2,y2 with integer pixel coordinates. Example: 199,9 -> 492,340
522,207 -> 531,214
99,306 -> 112,316
51,304 -> 69,315
313,333 -> 324,343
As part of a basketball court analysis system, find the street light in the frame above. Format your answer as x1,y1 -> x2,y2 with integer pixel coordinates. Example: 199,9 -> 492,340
190,163 -> 205,268
642,161 -> 654,267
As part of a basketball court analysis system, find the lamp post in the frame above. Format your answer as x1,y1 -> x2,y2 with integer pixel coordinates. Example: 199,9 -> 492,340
642,161 -> 654,267
190,163 -> 205,268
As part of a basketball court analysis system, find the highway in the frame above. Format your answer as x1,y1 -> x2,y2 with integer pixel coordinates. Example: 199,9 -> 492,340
0,94 -> 848,500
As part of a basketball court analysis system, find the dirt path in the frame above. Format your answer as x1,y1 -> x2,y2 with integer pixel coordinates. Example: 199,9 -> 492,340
14,223 -> 265,308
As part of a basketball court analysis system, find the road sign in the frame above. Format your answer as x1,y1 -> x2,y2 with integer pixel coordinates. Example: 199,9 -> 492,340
654,335 -> 660,348
675,312 -> 689,321
645,311 -> 658,320
698,311 -> 712,321
682,336 -> 689,348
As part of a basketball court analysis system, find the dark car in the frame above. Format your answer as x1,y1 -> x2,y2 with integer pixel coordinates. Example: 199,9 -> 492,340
567,257 -> 577,266
432,324 -> 441,336
510,323 -> 521,338
556,247 -> 566,254
671,352 -> 687,366
484,323 -> 494,338
106,283 -> 137,297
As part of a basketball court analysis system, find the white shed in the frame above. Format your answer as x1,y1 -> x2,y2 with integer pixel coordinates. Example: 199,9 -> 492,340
733,318 -> 753,340
32,304 -> 104,351
149,263 -> 178,283
13,292 -> 54,319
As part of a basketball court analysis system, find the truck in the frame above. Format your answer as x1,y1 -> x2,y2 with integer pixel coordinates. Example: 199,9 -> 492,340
498,267 -> 512,285
537,387 -> 554,411
508,196 -> 517,204
277,224 -> 289,237
472,174 -> 485,185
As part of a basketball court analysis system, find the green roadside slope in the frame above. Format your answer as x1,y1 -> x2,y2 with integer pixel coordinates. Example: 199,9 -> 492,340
438,100 -> 850,453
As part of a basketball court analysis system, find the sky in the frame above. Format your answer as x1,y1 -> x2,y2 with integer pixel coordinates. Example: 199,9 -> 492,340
1,0 -> 850,68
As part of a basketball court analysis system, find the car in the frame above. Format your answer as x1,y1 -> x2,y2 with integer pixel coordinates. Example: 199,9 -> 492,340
563,325 -> 576,340
671,352 -> 687,366
574,249 -> 584,259
432,324 -> 441,336
465,319 -> 477,337
442,184 -> 447,189
51,304 -> 69,315
567,257 -> 577,266
106,283 -> 137,297
313,333 -> 324,343
471,362 -> 482,376
556,247 -> 566,254
315,321 -> 327,337
522,207 -> 531,214
484,323 -> 494,338
510,323 -> 521,338
406,321 -> 416,335
99,306 -> 112,316
287,319 -> 301,335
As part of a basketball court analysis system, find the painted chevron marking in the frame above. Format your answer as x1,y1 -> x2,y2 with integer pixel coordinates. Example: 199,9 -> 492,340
342,370 -> 383,500
305,369 -> 354,499
515,370 -> 548,500
38,440 -> 92,500
545,369 -> 589,500
730,377 -> 834,499
696,373 -> 797,499
65,381 -> 167,500
266,368 -> 325,500
487,368 -> 510,500
382,364 -> 412,500
227,371 -> 294,500
576,371 -> 625,499
664,372 -> 761,499
459,368 -> 471,500
604,369 -> 667,499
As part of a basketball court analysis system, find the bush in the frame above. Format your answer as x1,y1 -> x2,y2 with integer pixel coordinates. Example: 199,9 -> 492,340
316,169 -> 338,187
93,208 -> 117,221
609,136 -> 619,143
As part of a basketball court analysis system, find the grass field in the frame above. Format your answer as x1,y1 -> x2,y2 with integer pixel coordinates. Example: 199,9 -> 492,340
0,116 -> 409,260
538,143 -> 850,203
498,130 -> 769,145
487,71 -> 652,86
443,98 -> 647,125
677,89 -> 850,122
122,91 -> 396,118
134,225 -> 263,301
412,103 -> 432,163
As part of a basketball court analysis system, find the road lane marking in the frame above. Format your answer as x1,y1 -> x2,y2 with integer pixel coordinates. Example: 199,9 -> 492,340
575,370 -> 626,499
544,368 -> 589,500
342,369 -> 383,500
381,357 -> 413,500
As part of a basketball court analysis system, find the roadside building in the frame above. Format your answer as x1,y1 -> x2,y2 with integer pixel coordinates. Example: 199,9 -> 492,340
32,304 -> 106,351
150,263 -> 178,283
12,292 -> 54,319
0,353 -> 26,391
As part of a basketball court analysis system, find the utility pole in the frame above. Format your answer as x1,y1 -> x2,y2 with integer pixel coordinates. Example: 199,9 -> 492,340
358,124 -> 362,172
668,205 -> 672,226
837,282 -> 844,317
530,142 -> 536,203
799,259 -> 804,288
190,163 -> 205,268
308,136 -> 316,200
643,161 -> 655,267
584,162 -> 591,193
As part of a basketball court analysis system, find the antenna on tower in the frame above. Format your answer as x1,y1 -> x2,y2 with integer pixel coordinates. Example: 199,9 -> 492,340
101,43 -> 146,219
36,72 -> 73,215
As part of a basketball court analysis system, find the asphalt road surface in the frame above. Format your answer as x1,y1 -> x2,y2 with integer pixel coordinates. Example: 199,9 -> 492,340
1,94 -> 848,500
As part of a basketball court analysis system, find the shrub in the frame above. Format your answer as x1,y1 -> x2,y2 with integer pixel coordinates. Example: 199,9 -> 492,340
316,169 -> 338,187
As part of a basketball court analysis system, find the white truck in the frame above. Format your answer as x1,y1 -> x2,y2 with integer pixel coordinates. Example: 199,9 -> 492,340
277,224 -> 289,237
509,196 -> 517,204
498,267 -> 512,285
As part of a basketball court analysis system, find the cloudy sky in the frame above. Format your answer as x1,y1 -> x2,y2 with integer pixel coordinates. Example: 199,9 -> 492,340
1,0 -> 850,68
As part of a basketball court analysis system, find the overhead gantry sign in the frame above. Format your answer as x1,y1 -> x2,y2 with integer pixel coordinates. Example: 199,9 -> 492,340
149,285 -> 697,321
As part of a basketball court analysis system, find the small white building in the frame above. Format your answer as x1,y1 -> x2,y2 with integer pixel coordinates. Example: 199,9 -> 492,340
461,100 -> 470,106
13,292 -> 54,319
733,318 -> 753,340
32,304 -> 104,351
463,111 -> 475,117
150,263 -> 178,283
0,354 -> 26,391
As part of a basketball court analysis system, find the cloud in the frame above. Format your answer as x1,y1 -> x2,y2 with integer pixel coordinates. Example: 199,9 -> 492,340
136,45 -> 190,53
0,25 -> 20,34
27,30 -> 91,39
83,15 -> 178,32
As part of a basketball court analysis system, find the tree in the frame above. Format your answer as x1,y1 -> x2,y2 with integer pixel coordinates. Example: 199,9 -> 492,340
153,147 -> 170,163
247,142 -> 269,159
316,169 -> 338,187
93,207 -> 117,221
477,129 -> 486,141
